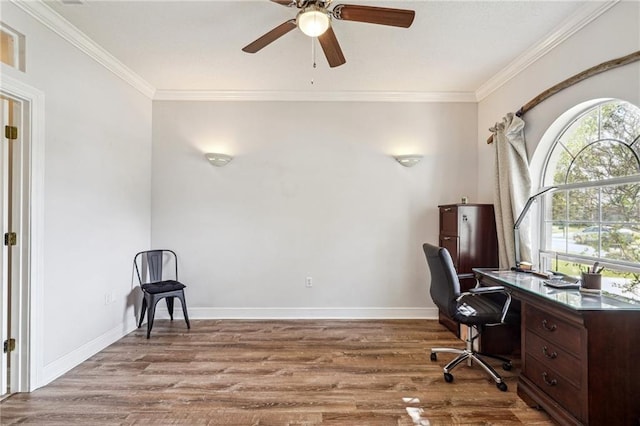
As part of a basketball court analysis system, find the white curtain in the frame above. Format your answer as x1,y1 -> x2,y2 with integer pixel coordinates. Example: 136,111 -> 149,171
490,113 -> 531,269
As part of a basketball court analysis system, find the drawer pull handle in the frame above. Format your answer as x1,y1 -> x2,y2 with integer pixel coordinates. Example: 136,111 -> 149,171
443,237 -> 451,241
444,208 -> 452,212
542,346 -> 558,359
542,372 -> 557,387
542,319 -> 557,332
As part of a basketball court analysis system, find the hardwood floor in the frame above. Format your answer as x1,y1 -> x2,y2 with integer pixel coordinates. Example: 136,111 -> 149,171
1,320 -> 553,425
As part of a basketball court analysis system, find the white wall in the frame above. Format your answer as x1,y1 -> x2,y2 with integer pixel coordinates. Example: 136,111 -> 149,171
1,3 -> 152,385
478,1 -> 640,199
152,101 -> 477,317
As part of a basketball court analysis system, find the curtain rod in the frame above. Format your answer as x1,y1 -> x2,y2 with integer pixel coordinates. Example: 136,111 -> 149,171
487,50 -> 640,144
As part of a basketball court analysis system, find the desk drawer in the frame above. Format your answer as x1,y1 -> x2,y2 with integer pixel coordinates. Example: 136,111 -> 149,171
525,330 -> 582,388
525,305 -> 583,356
524,354 -> 583,420
439,236 -> 459,269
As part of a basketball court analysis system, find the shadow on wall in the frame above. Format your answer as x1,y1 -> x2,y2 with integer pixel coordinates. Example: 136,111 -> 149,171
124,287 -> 143,335
125,265 -> 144,334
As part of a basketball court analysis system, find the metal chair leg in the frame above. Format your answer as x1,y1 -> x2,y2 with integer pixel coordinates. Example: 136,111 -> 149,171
166,297 -> 175,320
138,298 -> 147,328
178,292 -> 190,329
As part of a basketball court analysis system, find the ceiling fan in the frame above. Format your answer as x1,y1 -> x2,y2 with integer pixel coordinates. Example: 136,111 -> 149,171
242,0 -> 415,68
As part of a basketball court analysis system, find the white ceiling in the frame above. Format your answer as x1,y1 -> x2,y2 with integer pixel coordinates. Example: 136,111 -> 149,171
41,0 -> 605,99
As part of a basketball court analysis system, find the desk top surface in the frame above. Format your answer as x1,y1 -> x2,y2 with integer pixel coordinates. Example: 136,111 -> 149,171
474,269 -> 640,312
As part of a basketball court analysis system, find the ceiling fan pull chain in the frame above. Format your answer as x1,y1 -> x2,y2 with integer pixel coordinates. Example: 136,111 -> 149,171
310,37 -> 316,85
312,36 -> 317,68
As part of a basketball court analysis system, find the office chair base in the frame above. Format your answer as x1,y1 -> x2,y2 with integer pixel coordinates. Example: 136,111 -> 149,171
430,347 -> 509,392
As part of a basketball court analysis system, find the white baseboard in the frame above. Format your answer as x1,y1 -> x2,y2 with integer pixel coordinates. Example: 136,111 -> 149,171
153,306 -> 438,319
40,316 -> 138,388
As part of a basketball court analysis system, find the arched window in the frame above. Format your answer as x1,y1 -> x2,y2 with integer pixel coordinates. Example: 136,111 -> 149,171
539,100 -> 640,300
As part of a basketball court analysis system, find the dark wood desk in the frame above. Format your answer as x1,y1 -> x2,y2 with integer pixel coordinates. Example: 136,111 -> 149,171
475,269 -> 640,426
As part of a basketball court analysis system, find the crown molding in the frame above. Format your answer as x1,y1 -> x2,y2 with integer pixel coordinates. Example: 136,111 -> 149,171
153,89 -> 477,103
475,0 -> 619,102
11,0 -> 156,99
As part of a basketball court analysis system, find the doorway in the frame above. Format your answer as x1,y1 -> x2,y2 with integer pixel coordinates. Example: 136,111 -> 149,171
0,75 -> 44,395
1,94 -> 23,399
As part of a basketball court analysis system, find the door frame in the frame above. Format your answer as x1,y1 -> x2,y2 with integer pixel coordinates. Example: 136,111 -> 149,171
0,74 -> 45,392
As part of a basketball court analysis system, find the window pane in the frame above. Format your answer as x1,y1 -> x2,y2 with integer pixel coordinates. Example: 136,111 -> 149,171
567,141 -> 640,183
601,101 -> 640,144
0,29 -> 15,67
550,191 -> 566,222
601,183 -> 640,224
545,148 -> 572,185
568,188 -> 598,223
560,108 -> 599,154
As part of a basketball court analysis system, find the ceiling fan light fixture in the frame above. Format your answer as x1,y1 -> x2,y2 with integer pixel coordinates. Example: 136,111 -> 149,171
297,6 -> 330,37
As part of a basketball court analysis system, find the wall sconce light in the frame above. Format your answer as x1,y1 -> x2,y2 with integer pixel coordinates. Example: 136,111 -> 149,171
394,155 -> 423,167
205,153 -> 233,167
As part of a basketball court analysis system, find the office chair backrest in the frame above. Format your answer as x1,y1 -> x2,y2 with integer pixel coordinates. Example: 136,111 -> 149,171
134,249 -> 179,285
423,243 -> 461,318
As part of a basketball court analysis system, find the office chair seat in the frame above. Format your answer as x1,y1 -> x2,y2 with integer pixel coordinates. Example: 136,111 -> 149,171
423,243 -> 512,392
454,292 -> 504,325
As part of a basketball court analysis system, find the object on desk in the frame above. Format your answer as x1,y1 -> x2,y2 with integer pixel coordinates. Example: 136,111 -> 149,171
513,186 -> 557,268
582,262 -> 605,274
579,287 -> 602,294
518,261 -> 532,271
581,272 -> 602,290
532,270 -> 559,279
543,279 -> 581,289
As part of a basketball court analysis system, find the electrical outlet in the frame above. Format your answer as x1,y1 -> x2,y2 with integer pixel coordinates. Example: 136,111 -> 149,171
305,277 -> 313,288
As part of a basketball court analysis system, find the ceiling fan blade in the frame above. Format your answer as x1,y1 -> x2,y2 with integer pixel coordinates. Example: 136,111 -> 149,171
270,0 -> 296,7
242,20 -> 297,53
333,4 -> 415,28
318,26 -> 346,68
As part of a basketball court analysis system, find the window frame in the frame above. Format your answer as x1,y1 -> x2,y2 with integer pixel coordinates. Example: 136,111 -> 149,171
538,100 -> 640,295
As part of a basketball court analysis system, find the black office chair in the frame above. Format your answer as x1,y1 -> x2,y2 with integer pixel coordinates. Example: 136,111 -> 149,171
134,249 -> 191,339
423,243 -> 512,391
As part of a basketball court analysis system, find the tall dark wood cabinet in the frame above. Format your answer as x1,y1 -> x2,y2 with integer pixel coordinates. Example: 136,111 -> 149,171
437,203 -> 499,336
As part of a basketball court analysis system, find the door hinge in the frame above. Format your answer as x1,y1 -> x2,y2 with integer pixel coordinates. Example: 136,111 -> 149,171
4,125 -> 18,140
4,232 -> 17,246
3,338 -> 16,353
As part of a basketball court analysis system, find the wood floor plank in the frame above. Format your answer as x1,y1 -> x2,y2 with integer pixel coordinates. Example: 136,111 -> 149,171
0,320 -> 553,425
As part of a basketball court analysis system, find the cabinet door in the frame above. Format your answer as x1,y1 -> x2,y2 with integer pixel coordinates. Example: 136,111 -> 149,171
439,206 -> 458,236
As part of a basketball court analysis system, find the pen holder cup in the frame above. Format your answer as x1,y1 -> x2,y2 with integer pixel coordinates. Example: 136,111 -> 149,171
581,272 -> 602,290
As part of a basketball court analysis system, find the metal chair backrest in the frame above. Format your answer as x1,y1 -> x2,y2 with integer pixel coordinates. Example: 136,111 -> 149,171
134,249 -> 178,285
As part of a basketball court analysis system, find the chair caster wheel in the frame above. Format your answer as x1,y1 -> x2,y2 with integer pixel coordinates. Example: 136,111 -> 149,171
444,372 -> 454,383
497,382 -> 508,392
503,362 -> 512,371
430,352 -> 437,362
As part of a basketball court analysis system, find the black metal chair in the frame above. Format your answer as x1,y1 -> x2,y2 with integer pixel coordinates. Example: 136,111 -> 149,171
134,249 -> 190,338
422,243 -> 512,391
